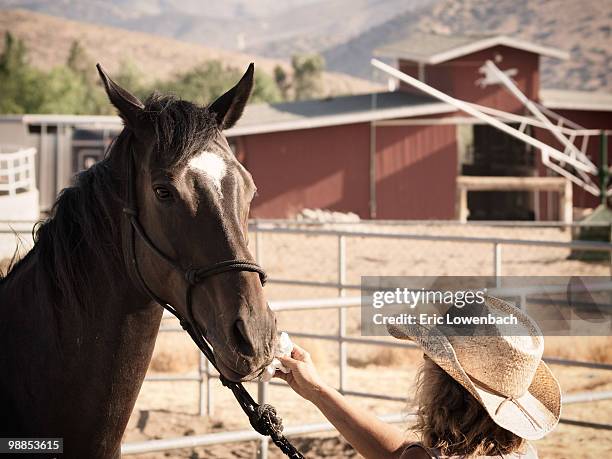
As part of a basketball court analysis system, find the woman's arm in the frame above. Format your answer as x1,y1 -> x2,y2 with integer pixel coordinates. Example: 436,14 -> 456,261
275,344 -> 414,459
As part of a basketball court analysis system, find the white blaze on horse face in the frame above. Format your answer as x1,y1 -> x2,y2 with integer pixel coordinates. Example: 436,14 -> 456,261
189,151 -> 227,197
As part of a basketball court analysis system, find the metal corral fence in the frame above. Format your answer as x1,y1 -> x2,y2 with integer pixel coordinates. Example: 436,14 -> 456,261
120,221 -> 612,457
2,219 -> 612,456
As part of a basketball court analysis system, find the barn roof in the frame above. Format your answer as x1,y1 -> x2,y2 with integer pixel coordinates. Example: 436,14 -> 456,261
540,88 -> 612,112
225,91 -> 455,136
375,33 -> 569,64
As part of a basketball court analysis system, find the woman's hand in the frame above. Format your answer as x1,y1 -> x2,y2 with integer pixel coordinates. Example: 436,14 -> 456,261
274,343 -> 328,402
275,343 -> 409,459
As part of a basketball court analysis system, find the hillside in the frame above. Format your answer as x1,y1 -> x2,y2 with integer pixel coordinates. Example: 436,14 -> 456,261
0,0 -> 433,57
324,0 -> 612,92
242,0 -> 436,58
0,9 -> 380,96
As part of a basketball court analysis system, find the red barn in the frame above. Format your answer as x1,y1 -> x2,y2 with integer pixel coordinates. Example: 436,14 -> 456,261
227,34 -> 612,221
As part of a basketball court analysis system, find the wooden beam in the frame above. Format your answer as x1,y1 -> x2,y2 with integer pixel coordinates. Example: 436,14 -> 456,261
457,186 -> 469,223
455,176 -> 573,223
457,176 -> 568,191
562,177 -> 573,224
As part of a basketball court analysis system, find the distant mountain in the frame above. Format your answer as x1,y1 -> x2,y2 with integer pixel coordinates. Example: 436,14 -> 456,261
324,0 -> 612,92
242,0 -> 437,58
0,0 -> 433,56
322,2 -> 432,81
0,9 -> 380,96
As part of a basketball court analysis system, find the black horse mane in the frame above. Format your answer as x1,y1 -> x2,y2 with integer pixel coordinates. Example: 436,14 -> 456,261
143,93 -> 218,168
0,94 -> 219,311
10,156 -> 123,311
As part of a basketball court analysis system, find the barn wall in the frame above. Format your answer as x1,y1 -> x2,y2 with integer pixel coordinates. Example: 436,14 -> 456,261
239,121 -> 459,220
375,124 -> 458,219
395,61 -> 421,97
534,109 -> 612,218
237,109 -> 610,221
239,123 -> 371,218
399,45 -> 540,113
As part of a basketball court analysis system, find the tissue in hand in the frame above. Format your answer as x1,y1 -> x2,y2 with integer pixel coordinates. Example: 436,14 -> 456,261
260,332 -> 293,382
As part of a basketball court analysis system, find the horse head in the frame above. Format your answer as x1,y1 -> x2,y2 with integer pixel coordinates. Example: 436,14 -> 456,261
98,64 -> 277,382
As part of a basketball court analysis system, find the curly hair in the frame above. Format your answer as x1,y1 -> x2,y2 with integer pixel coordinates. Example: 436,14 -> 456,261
413,356 -> 525,458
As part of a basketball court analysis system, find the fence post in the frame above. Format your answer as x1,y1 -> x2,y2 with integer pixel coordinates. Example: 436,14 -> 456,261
206,359 -> 213,417
494,243 -> 502,288
254,221 -> 269,459
198,352 -> 205,416
609,224 -> 612,278
256,381 -> 269,459
255,221 -> 263,266
338,235 -> 347,393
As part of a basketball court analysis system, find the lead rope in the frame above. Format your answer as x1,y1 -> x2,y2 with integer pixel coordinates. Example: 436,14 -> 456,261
183,289 -> 303,457
184,281 -> 305,459
123,150 -> 305,459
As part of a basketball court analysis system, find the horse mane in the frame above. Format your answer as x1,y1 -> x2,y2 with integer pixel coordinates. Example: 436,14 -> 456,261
0,127 -> 130,311
143,93 -> 218,168
0,94 -> 219,311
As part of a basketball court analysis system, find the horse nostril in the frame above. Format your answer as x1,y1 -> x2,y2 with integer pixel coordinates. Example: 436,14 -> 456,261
233,319 -> 256,357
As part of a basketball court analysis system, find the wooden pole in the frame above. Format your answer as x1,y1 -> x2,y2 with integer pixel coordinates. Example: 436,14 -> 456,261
369,93 -> 378,219
601,131 -> 609,207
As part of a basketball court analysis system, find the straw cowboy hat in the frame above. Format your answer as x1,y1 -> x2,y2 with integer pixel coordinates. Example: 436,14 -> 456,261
387,296 -> 561,440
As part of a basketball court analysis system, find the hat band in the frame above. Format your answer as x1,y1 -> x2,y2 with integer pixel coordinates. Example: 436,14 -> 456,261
495,396 -> 542,430
467,373 -> 543,430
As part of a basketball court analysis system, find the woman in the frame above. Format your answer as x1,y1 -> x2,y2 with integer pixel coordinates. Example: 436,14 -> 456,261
275,296 -> 561,458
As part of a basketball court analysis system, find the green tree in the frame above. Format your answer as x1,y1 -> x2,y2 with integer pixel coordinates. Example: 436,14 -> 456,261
65,40 -> 110,114
0,32 -> 46,113
273,65 -> 290,100
251,70 -> 282,104
291,53 -> 325,101
0,35 -> 282,116
157,61 -> 242,105
42,67 -> 118,115
114,58 -> 148,101
0,31 -> 27,71
156,60 -> 282,105
66,40 -> 95,84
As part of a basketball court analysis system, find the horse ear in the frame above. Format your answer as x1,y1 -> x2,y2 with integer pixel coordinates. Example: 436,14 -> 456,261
96,63 -> 145,129
209,63 -> 254,130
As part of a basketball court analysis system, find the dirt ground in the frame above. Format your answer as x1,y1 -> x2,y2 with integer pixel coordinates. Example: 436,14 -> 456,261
120,223 -> 612,458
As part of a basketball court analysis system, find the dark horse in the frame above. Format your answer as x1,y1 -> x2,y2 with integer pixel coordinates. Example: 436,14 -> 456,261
0,64 -> 277,458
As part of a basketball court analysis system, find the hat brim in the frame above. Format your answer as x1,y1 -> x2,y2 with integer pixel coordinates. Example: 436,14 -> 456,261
388,316 -> 561,440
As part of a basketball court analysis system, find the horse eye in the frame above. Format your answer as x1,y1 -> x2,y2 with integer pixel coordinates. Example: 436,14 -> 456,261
153,186 -> 172,201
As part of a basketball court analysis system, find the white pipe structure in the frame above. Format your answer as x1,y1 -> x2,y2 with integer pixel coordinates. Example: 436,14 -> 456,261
469,104 -> 600,141
535,102 -> 589,132
482,61 -> 599,195
248,218 -> 612,228
541,149 -> 600,197
483,60 -> 596,169
376,108 -> 602,137
121,413 -> 412,455
370,58 -> 601,197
